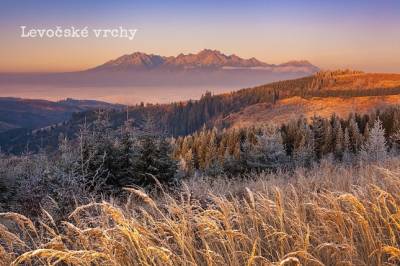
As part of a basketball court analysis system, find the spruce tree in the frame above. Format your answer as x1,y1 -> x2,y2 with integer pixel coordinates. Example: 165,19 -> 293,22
114,125 -> 137,187
134,134 -> 177,186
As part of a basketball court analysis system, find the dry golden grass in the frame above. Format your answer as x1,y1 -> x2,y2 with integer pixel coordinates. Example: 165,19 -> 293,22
1,159 -> 400,265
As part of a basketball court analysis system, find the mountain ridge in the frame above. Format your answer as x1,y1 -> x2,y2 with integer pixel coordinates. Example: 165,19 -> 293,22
89,49 -> 319,72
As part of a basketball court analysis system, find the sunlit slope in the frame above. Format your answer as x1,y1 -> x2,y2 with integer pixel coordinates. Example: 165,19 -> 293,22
220,95 -> 400,128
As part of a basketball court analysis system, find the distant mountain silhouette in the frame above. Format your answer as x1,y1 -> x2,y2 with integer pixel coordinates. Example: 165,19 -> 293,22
89,49 -> 319,73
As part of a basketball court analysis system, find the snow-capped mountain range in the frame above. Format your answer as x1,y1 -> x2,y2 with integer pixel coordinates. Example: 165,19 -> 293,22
90,49 -> 319,73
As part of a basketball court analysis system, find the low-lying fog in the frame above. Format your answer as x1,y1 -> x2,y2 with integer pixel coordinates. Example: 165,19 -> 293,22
0,84 -> 237,104
0,70 -> 310,104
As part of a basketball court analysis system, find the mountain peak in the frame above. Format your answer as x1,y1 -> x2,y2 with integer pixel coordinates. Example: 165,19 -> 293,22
94,52 -> 165,70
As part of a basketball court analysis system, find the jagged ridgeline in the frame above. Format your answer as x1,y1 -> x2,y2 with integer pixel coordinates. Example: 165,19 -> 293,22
2,70 -> 400,154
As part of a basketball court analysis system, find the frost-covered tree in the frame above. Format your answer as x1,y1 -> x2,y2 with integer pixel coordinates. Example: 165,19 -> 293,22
77,114 -> 118,193
360,119 -> 387,162
246,126 -> 288,171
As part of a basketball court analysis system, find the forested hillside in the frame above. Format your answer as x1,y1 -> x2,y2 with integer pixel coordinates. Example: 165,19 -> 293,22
1,70 -> 400,154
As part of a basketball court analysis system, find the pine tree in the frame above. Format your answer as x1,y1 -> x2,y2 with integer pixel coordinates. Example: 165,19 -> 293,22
348,116 -> 363,154
114,126 -> 137,187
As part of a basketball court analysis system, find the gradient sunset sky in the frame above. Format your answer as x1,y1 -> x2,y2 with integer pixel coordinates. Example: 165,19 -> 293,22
1,0 -> 399,73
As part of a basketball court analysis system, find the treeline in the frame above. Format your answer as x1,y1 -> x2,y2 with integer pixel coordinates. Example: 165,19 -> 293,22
173,107 -> 400,176
303,87 -> 400,98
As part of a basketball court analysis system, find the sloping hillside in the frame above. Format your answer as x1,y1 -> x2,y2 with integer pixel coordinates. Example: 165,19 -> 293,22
0,98 -> 120,133
215,71 -> 400,128
237,70 -> 400,100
